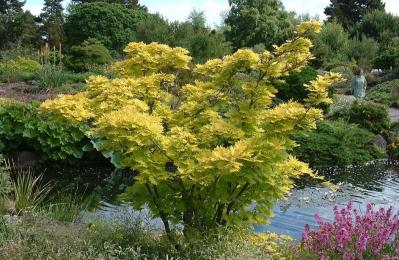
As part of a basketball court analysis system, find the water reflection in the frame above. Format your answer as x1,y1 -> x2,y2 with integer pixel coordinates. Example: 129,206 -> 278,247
261,160 -> 399,240
86,160 -> 399,240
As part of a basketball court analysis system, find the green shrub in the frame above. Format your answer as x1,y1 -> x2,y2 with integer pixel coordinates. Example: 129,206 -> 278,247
65,38 -> 113,72
36,64 -> 67,90
275,65 -> 318,102
348,35 -> 379,71
374,48 -> 398,70
366,79 -> 399,106
328,95 -> 357,115
330,100 -> 390,133
294,120 -> 385,166
0,57 -> 41,83
0,98 -> 89,161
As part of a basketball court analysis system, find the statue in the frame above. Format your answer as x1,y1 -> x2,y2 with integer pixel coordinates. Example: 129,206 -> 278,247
351,68 -> 367,99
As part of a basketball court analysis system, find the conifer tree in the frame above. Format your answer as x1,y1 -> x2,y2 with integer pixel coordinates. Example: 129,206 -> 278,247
324,0 -> 385,29
40,0 -> 64,47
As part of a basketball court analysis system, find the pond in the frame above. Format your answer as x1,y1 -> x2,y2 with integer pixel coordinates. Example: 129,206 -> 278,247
84,160 -> 399,240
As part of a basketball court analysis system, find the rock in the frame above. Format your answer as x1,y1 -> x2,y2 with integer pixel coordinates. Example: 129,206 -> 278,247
391,87 -> 399,100
375,134 -> 387,150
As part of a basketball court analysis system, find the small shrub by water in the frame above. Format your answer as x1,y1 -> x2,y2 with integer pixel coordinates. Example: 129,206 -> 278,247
329,100 -> 390,134
294,120 -> 385,166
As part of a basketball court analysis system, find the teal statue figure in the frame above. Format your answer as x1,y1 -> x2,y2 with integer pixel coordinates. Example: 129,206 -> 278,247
351,68 -> 367,99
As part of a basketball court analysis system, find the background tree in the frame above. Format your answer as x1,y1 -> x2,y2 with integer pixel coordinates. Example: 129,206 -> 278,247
70,0 -> 146,10
171,10 -> 232,63
39,0 -> 64,47
348,35 -> 379,70
313,22 -> 350,69
355,10 -> 399,47
324,0 -> 385,29
135,13 -> 173,45
0,0 -> 24,14
224,0 -> 296,50
64,2 -> 147,52
135,9 -> 232,64
0,0 -> 40,49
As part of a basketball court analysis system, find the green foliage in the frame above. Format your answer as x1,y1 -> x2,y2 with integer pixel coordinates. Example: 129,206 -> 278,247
0,56 -> 41,82
330,100 -> 390,134
313,22 -> 350,69
70,0 -> 146,10
11,171 -> 52,215
348,35 -> 379,70
355,10 -> 399,47
373,37 -> 399,70
39,0 -> 64,47
135,13 -> 173,44
170,11 -> 232,64
324,0 -> 385,29
65,38 -> 113,72
134,11 -> 232,64
366,79 -> 399,105
64,2 -> 147,51
294,120 -> 385,166
275,65 -> 318,102
224,0 -> 296,50
36,64 -> 67,89
0,10 -> 41,49
374,48 -> 399,70
0,98 -> 89,161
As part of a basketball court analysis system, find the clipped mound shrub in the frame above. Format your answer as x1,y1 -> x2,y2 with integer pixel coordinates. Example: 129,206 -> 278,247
0,57 -> 41,83
294,120 -> 385,166
65,38 -> 113,72
366,79 -> 399,106
0,98 -> 89,161
330,100 -> 390,134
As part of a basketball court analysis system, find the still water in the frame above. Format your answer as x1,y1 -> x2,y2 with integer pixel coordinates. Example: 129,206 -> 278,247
86,160 -> 399,240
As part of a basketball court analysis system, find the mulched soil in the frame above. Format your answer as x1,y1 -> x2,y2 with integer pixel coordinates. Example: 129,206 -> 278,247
0,82 -> 59,102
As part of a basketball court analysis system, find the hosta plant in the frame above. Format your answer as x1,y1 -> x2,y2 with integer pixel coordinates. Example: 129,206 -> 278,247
40,21 -> 340,235
0,98 -> 89,161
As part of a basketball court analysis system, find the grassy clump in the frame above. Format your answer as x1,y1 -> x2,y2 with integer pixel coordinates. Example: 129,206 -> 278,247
0,217 -> 291,259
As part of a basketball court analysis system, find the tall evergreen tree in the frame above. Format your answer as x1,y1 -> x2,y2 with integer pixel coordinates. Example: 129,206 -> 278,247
0,0 -> 24,14
0,0 -> 40,49
70,0 -> 146,10
324,0 -> 385,29
224,0 -> 295,50
40,0 -> 64,47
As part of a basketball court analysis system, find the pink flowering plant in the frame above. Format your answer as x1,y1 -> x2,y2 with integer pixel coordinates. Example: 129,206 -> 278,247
299,202 -> 399,259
